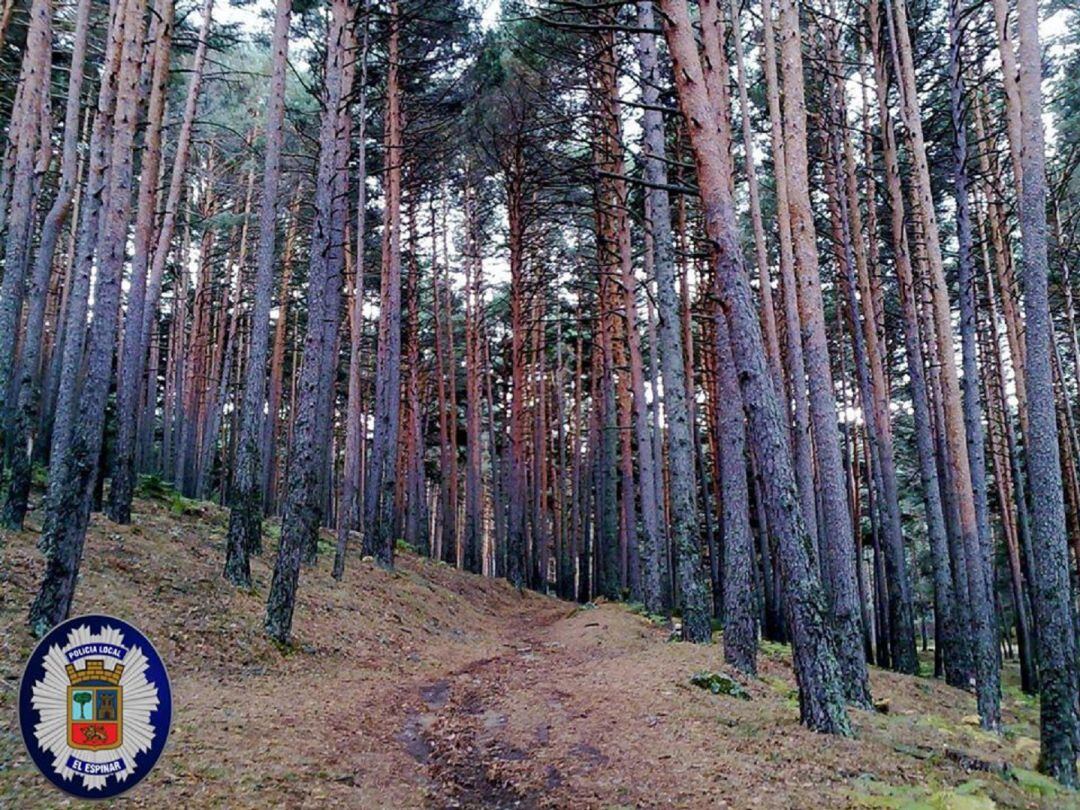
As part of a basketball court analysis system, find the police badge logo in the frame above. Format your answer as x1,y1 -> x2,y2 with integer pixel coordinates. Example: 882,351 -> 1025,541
19,614 -> 172,799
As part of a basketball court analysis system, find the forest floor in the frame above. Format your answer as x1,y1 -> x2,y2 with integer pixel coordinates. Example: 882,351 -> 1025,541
0,489 -> 1076,809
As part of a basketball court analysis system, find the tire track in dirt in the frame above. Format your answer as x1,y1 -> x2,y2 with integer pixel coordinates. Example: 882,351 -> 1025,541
404,600 -> 572,808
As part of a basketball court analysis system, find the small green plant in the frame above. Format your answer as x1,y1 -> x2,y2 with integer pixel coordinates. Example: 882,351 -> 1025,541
135,474 -> 202,515
168,492 -> 192,515
759,639 -> 791,658
136,473 -> 178,500
850,777 -> 996,809
690,670 -> 750,700
31,463 -> 49,488
1011,767 -> 1062,798
626,602 -> 667,625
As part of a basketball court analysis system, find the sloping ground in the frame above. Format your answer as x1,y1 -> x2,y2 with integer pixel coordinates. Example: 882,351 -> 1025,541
0,493 -> 1075,809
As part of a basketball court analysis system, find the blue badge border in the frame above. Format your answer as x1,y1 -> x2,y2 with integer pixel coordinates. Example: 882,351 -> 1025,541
18,613 -> 172,800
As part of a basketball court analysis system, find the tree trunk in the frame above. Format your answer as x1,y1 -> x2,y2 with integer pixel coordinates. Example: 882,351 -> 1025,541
659,0 -> 850,734
776,0 -> 873,704
714,291 -> 757,675
641,0 -> 710,639
106,0 -> 176,523
867,0 -> 969,689
2,0 -> 91,530
225,0 -> 293,586
728,0 -> 782,395
265,0 -> 351,643
262,189 -> 302,514
332,5 -> 371,579
948,0 -> 1003,724
622,183 -> 663,616
0,0 -> 52,426
978,266 -> 1038,694
885,0 -> 1001,726
1015,0 -> 1079,782
361,0 -> 403,569
402,199 -> 428,556
432,198 -> 456,564
821,61 -> 916,674
137,0 -> 215,421
462,177 -> 484,574
759,0 -> 819,560
29,0 -> 148,635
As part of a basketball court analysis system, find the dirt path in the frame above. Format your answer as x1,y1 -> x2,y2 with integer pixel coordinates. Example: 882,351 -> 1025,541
399,601 -> 570,808
386,599 -> 1076,809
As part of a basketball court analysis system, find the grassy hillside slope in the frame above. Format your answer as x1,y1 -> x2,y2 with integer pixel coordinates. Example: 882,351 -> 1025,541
0,492 -> 1074,808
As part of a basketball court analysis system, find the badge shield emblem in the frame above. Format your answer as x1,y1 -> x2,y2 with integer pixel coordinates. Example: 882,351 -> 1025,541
66,659 -> 124,750
19,615 -> 172,799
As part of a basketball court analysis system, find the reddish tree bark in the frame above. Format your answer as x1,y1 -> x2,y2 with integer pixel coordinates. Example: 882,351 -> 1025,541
3,0 -> 91,529
659,0 -> 850,733
29,0 -> 148,634
107,0 -> 176,523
